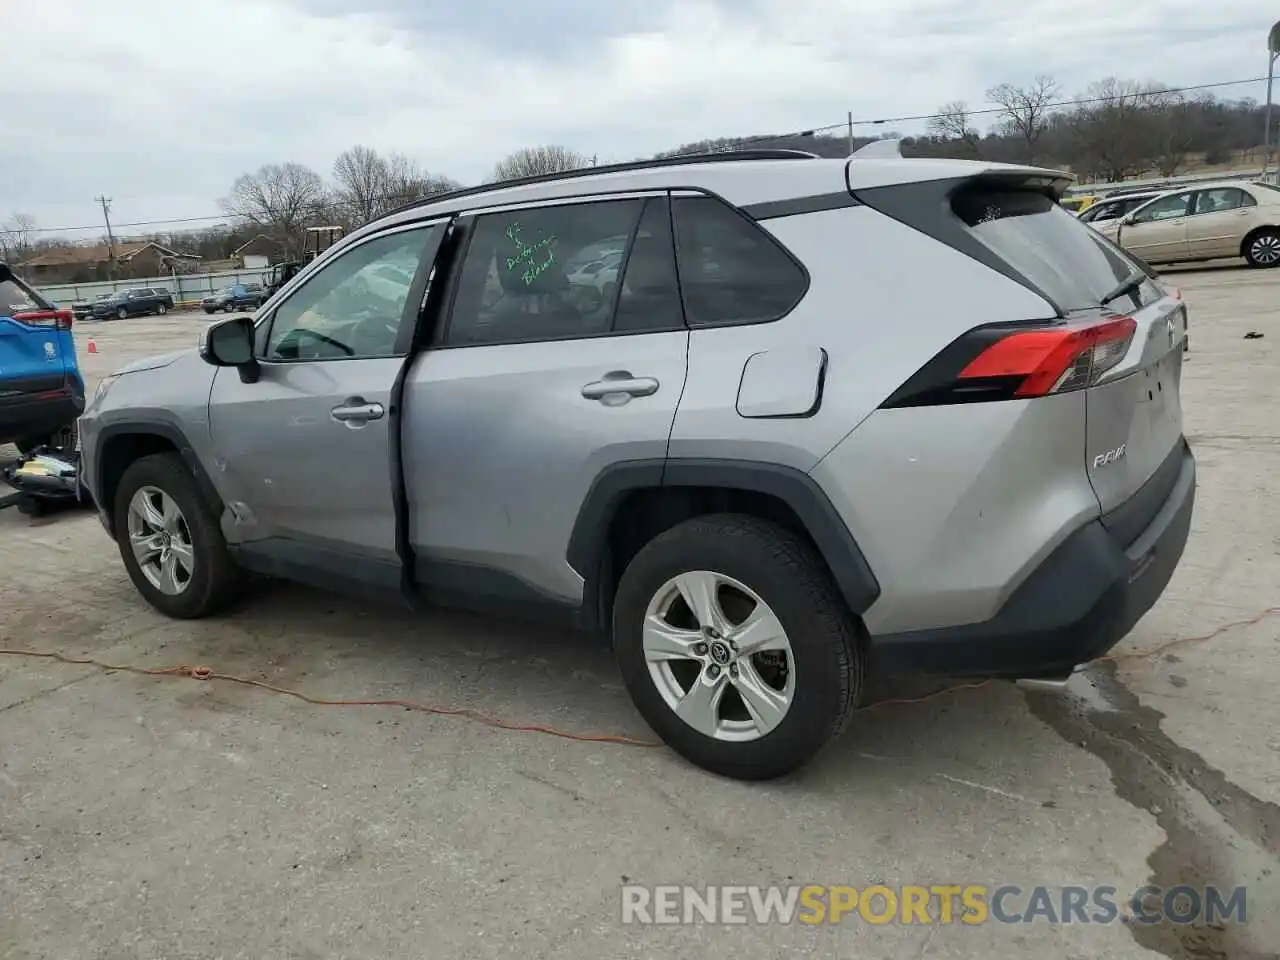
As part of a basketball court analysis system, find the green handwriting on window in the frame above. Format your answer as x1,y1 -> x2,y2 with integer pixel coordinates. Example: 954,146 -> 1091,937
504,221 -> 558,286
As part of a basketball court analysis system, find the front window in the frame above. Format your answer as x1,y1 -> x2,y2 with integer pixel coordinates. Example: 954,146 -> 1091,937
262,225 -> 439,361
1131,193 -> 1192,223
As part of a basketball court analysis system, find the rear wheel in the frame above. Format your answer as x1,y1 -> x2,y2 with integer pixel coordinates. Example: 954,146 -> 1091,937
612,514 -> 861,780
113,453 -> 239,618
1244,229 -> 1280,268
116,306 -> 128,320
224,302 -> 235,313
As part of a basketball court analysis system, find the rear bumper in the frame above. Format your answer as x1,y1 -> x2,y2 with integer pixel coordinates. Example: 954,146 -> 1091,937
870,441 -> 1196,680
0,386 -> 85,445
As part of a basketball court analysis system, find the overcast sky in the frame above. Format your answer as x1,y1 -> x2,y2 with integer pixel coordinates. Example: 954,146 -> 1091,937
1,0 -> 1270,241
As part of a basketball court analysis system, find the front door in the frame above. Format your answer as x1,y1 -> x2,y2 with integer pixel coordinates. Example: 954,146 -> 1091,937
207,222 -> 445,589
1184,187 -> 1255,260
1119,191 -> 1193,264
403,194 -> 690,606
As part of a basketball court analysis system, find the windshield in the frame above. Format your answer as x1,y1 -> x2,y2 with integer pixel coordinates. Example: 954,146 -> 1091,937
953,186 -> 1159,312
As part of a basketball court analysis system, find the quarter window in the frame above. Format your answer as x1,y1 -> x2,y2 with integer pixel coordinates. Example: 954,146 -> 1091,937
262,225 -> 437,361
671,196 -> 807,327
443,197 -> 684,346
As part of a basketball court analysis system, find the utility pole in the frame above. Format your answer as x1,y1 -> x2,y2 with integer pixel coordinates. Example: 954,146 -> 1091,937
848,111 -> 855,156
95,195 -> 117,278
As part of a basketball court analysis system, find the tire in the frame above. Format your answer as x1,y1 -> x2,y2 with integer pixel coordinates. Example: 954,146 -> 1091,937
156,302 -> 167,316
112,452 -> 239,619
117,307 -> 128,321
612,514 -> 862,780
224,302 -> 235,313
203,308 -> 215,314
1243,228 -> 1280,269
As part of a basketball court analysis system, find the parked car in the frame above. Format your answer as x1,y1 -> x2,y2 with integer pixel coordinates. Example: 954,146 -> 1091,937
72,293 -> 113,320
201,283 -> 266,314
92,287 -> 175,320
0,263 -> 84,453
1094,180 -> 1280,268
1076,190 -> 1167,227
78,150 -> 1194,780
1059,193 -> 1100,214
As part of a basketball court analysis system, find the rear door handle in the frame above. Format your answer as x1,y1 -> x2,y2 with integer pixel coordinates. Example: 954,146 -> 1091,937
581,374 -> 659,400
331,398 -> 385,423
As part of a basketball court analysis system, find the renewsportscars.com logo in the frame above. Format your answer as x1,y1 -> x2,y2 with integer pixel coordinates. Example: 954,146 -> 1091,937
620,884 -> 1248,926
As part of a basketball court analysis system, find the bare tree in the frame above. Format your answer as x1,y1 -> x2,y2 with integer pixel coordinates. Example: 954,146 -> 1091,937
0,213 -> 37,263
927,102 -> 983,158
490,145 -> 589,182
1065,79 -> 1156,182
221,162 -> 326,257
382,153 -> 461,209
986,75 -> 1060,163
1145,87 -> 1197,177
332,146 -> 387,225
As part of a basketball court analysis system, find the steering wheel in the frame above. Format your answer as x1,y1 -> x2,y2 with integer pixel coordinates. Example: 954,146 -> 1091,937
280,328 -> 354,358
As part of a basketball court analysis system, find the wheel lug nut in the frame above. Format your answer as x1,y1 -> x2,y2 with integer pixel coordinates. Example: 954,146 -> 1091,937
707,665 -> 720,678
730,664 -> 739,677
694,643 -> 708,656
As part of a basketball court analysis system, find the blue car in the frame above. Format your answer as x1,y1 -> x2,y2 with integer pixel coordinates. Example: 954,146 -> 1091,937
0,264 -> 84,453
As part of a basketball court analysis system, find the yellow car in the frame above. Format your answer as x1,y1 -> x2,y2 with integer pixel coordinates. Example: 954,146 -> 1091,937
1060,194 -> 1101,214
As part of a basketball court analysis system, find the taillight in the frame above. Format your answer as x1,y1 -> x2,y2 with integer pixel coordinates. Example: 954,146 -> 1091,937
882,315 -> 1137,408
12,309 -> 74,331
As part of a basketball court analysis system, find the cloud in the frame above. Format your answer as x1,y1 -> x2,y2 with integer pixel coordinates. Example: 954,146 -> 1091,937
0,0 -> 1267,237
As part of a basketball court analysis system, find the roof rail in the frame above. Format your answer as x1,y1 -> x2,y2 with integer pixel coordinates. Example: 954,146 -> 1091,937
380,149 -> 819,221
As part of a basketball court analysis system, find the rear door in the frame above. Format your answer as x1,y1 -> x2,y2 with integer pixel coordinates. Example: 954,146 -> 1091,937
402,193 -> 690,604
0,273 -> 71,394
1184,187 -> 1255,260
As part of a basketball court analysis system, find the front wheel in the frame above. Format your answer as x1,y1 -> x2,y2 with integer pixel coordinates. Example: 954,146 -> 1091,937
224,302 -> 236,313
612,514 -> 862,780
156,302 -> 167,315
117,307 -> 128,320
1244,229 -> 1280,268
113,453 -> 240,618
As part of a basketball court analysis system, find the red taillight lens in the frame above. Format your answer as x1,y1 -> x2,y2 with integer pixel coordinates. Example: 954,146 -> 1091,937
958,316 -> 1136,398
12,309 -> 74,331
881,315 -> 1139,409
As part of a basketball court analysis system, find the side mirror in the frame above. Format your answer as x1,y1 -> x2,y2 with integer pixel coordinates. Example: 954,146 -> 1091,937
199,315 -> 259,383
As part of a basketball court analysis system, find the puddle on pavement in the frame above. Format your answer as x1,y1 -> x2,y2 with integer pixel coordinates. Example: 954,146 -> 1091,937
1026,661 -> 1280,960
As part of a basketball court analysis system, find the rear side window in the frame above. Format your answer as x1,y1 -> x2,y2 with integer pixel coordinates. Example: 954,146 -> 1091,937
444,197 -> 686,346
0,276 -> 51,316
672,196 -> 807,327
952,187 -> 1150,312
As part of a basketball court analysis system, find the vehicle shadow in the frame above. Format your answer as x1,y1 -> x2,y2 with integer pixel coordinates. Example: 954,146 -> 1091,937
179,578 -> 1026,785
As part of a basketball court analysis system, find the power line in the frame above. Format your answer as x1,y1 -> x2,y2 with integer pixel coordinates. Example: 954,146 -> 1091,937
24,73 -> 1271,236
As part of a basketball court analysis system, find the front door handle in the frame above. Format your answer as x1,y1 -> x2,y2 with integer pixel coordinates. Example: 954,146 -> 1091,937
331,398 -> 385,423
581,373 -> 660,401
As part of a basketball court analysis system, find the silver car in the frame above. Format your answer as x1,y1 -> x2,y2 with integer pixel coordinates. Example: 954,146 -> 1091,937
78,149 -> 1195,780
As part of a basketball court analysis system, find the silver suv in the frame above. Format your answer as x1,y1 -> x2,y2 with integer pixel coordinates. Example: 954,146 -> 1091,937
78,149 -> 1195,780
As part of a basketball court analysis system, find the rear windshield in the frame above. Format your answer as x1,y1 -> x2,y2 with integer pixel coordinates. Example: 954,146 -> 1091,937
0,276 -> 52,317
953,187 -> 1156,312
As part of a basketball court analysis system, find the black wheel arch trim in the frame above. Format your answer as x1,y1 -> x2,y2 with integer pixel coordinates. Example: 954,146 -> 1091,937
567,458 -> 881,622
95,417 -> 224,536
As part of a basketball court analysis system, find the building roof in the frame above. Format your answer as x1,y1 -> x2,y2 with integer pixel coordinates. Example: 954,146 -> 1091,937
18,240 -> 199,269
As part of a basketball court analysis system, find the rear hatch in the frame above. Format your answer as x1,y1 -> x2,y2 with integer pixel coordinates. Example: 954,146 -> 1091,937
859,170 -> 1187,534
0,269 -> 75,395
949,182 -> 1187,522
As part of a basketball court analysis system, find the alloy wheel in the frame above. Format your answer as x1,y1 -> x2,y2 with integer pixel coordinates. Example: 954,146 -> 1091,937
642,570 -> 796,742
1250,233 -> 1280,266
127,486 -> 195,595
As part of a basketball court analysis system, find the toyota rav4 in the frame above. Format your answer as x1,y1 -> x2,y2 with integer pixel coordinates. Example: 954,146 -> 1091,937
77,148 -> 1194,780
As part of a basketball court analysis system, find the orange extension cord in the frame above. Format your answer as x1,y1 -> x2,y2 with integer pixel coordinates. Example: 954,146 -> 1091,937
1,606 -> 1275,749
